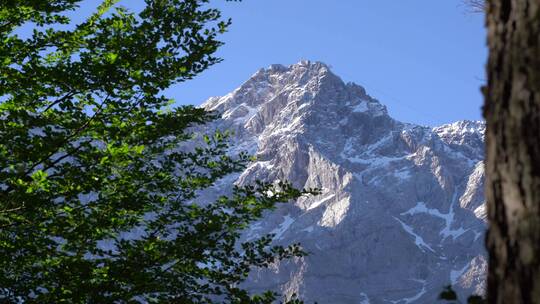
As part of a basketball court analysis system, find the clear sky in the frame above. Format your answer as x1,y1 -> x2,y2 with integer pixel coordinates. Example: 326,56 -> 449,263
20,0 -> 488,126
192,0 -> 487,126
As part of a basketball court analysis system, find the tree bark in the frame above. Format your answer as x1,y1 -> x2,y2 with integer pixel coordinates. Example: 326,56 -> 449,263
485,0 -> 540,303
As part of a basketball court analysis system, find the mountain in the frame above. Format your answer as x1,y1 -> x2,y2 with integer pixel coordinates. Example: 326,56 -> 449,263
201,61 -> 487,303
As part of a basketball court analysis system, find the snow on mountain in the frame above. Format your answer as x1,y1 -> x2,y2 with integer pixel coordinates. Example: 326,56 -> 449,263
201,60 -> 486,303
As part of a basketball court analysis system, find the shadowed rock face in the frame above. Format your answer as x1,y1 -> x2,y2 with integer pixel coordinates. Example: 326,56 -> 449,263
202,61 -> 486,303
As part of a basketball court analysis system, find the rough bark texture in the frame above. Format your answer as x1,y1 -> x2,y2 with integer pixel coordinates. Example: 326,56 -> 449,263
485,0 -> 540,303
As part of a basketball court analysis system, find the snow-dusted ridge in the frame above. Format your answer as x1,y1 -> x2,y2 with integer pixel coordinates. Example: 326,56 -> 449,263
199,61 -> 486,303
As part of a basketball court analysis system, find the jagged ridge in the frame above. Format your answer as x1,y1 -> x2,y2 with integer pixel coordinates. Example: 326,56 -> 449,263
201,61 -> 486,304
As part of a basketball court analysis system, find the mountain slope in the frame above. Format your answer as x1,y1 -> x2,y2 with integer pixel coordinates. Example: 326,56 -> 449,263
202,61 -> 486,303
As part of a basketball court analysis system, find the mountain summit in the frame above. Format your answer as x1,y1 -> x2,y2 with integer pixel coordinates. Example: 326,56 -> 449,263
202,61 -> 486,303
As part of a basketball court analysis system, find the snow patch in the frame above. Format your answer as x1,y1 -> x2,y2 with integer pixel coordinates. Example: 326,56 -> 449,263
388,280 -> 427,304
433,120 -> 485,139
320,197 -> 350,227
351,101 -> 368,113
302,226 -> 314,233
401,200 -> 468,240
393,217 -> 435,253
246,222 -> 263,241
401,285 -> 427,304
270,215 -> 295,240
451,261 -> 471,284
307,194 -> 335,210
359,292 -> 370,304
393,168 -> 412,180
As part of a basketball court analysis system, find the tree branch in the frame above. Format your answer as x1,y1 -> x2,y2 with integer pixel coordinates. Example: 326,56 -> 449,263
463,0 -> 486,13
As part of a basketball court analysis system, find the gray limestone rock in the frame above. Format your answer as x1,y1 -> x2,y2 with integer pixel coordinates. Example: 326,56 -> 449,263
201,60 -> 486,303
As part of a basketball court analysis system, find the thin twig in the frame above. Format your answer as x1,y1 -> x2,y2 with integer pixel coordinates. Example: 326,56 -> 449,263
463,0 -> 486,13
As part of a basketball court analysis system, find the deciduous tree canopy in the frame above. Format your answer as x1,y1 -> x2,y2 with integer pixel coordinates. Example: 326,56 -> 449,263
0,1 -> 313,302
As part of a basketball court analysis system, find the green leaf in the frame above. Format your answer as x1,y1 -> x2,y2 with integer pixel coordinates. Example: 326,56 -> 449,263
467,295 -> 486,304
0,0 -> 311,302
439,285 -> 458,301
105,53 -> 119,63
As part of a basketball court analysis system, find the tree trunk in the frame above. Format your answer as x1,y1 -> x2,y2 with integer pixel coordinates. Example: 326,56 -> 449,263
485,0 -> 540,303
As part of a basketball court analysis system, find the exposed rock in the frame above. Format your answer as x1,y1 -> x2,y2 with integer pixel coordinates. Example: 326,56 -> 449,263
202,60 -> 486,303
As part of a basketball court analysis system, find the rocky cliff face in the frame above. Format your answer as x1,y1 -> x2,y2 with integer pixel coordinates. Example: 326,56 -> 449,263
202,61 -> 486,303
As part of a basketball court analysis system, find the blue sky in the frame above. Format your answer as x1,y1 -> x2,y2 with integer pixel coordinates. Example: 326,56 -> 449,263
22,0 -> 487,126
194,0 -> 487,126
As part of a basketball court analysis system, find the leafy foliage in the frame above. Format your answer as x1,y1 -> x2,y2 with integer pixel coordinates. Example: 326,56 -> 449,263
0,1 -> 315,302
439,285 -> 458,302
439,285 -> 486,304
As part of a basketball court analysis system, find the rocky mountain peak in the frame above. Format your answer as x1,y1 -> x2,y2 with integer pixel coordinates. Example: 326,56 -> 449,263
203,61 -> 389,139
199,61 -> 487,303
434,120 -> 485,144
